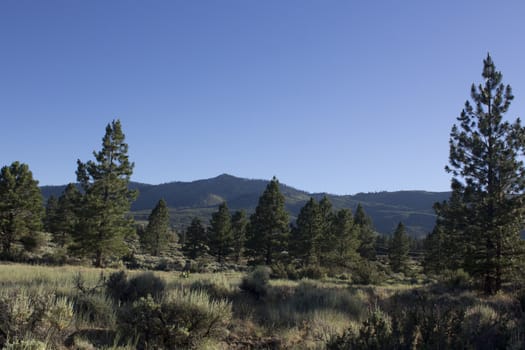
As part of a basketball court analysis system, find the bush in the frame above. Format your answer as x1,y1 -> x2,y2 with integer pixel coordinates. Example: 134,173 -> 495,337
351,261 -> 384,285
2,339 -> 46,350
19,233 -> 46,253
73,293 -> 116,327
292,281 -> 366,318
327,306 -> 392,350
106,271 -> 166,303
0,289 -> 73,348
441,269 -> 472,289
240,266 -> 271,299
118,289 -> 232,349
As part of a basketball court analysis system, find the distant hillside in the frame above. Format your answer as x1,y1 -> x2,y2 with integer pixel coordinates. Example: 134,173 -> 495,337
40,174 -> 450,238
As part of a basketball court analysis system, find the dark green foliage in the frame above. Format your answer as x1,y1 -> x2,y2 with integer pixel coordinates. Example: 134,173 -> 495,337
423,224 -> 447,274
0,162 -> 44,255
246,177 -> 290,265
19,232 -> 46,252
388,222 -> 409,273
290,198 -> 323,266
44,195 -> 59,233
330,208 -> 360,268
182,217 -> 208,259
74,120 -> 137,267
438,54 -> 525,294
351,261 -> 384,285
240,266 -> 271,299
118,291 -> 231,349
53,183 -> 81,247
231,210 -> 248,263
141,199 -> 171,256
354,204 -> 376,261
208,202 -> 233,263
106,271 -> 166,303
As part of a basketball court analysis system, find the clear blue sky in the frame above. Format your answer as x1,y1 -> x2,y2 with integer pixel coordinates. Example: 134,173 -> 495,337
2,1 -> 525,194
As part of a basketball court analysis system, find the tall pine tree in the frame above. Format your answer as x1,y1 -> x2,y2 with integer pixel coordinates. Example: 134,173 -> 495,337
74,120 -> 137,267
53,183 -> 81,247
438,54 -> 525,294
0,162 -> 44,254
142,199 -> 171,256
246,177 -> 290,265
290,198 -> 322,266
182,217 -> 208,259
208,202 -> 233,263
330,208 -> 360,268
388,222 -> 409,273
354,204 -> 376,261
231,210 -> 248,263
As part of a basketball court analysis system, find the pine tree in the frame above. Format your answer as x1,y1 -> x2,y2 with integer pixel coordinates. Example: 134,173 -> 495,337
422,224 -> 447,274
53,183 -> 81,247
388,222 -> 409,273
0,162 -> 44,254
74,120 -> 137,267
439,54 -> 525,294
330,208 -> 360,268
318,195 -> 335,265
246,177 -> 290,265
354,204 -> 376,260
208,202 -> 233,263
291,198 -> 322,266
231,210 -> 248,263
44,195 -> 59,233
182,217 -> 208,259
142,199 -> 171,256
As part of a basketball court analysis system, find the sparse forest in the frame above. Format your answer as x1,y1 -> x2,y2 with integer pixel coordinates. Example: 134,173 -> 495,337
1,55 -> 525,349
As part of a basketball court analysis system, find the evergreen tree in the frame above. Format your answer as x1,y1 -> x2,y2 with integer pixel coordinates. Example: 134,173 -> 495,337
53,183 -> 81,247
246,177 -> 290,265
354,204 -> 376,260
330,208 -> 360,268
182,217 -> 208,259
422,224 -> 447,274
439,54 -> 525,293
44,195 -> 59,233
291,198 -> 322,266
142,199 -> 171,256
208,202 -> 233,263
388,222 -> 409,273
0,162 -> 44,254
231,210 -> 248,263
74,120 -> 137,267
318,195 -> 335,265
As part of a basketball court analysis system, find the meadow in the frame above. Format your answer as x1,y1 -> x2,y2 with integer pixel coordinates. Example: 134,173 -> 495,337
0,262 -> 523,349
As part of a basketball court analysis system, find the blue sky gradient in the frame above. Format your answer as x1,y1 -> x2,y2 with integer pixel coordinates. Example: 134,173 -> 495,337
2,1 -> 525,194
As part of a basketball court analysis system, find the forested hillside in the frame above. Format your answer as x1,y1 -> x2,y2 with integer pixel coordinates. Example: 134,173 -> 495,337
41,174 -> 449,237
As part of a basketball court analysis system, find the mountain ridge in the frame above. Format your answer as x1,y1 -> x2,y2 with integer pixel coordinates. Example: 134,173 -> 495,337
40,173 -> 450,238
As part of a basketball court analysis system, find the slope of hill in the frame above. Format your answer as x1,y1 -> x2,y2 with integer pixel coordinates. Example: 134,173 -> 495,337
40,174 -> 449,238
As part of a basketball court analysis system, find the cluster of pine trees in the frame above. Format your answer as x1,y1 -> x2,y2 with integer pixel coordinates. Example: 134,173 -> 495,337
180,177 -> 412,276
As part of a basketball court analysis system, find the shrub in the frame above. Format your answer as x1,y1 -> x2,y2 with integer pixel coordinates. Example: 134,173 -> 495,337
351,261 -> 383,285
2,339 -> 46,350
441,269 -> 472,289
327,306 -> 392,350
118,289 -> 232,349
293,281 -> 366,318
0,289 -> 74,348
106,271 -> 166,303
240,266 -> 271,299
73,293 -> 116,327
